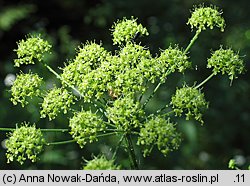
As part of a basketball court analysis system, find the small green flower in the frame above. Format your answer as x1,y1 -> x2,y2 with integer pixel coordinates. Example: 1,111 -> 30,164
107,43 -> 152,96
207,47 -> 244,81
171,85 -> 209,124
111,17 -> 149,45
69,110 -> 106,148
10,72 -> 43,107
14,34 -> 52,67
5,123 -> 46,164
106,96 -> 144,131
40,87 -> 75,120
74,42 -> 110,70
61,42 -> 111,99
137,116 -> 181,157
187,5 -> 225,32
228,159 -> 236,169
157,45 -> 191,76
83,155 -> 120,170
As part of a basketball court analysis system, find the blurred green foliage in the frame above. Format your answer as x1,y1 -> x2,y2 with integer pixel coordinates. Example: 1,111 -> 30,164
0,0 -> 249,169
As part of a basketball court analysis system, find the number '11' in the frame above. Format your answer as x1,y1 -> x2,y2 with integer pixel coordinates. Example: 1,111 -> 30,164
236,174 -> 244,182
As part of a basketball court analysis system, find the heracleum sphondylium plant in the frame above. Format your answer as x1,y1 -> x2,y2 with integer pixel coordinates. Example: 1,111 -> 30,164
1,4 -> 245,169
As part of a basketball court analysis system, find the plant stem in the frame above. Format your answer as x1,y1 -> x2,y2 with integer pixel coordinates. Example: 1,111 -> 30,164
195,73 -> 215,89
45,64 -> 84,97
184,30 -> 201,54
156,105 -> 167,114
47,132 -> 118,146
0,128 -> 69,132
162,110 -> 175,117
143,81 -> 162,109
142,31 -> 201,109
112,134 -> 125,159
47,139 -> 76,145
125,134 -> 139,169
45,64 -> 106,115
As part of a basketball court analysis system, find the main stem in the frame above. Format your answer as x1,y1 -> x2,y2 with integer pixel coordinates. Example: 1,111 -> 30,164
125,134 -> 139,169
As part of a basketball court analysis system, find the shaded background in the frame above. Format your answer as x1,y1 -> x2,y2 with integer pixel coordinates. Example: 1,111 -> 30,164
0,0 -> 249,169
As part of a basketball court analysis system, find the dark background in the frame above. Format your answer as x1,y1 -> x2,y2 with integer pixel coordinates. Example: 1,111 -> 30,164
0,0 -> 249,169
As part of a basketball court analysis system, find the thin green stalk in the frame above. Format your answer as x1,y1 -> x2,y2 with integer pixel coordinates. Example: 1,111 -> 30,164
184,30 -> 201,53
125,134 -> 139,169
142,31 -> 201,109
0,128 -> 69,132
156,105 -> 167,114
47,139 -> 76,146
47,132 -> 119,146
143,82 -> 162,109
45,64 -> 106,115
41,128 -> 69,132
162,110 -> 175,117
45,64 -> 84,97
0,128 -> 15,132
195,73 -> 215,89
112,134 -> 125,159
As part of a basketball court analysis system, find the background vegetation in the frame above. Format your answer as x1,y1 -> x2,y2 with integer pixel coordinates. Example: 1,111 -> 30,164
0,0 -> 249,169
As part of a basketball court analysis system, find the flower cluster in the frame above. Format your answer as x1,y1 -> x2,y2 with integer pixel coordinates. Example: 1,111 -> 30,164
69,110 -> 106,148
171,86 -> 209,124
14,35 -> 51,67
187,5 -> 225,32
137,116 -> 181,157
106,96 -> 144,131
109,43 -> 152,96
40,87 -> 75,120
10,72 -> 43,107
62,21 -> 192,102
111,17 -> 149,45
5,123 -> 46,164
157,45 -> 191,76
61,42 -> 111,101
207,47 -> 244,81
83,156 -> 120,170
